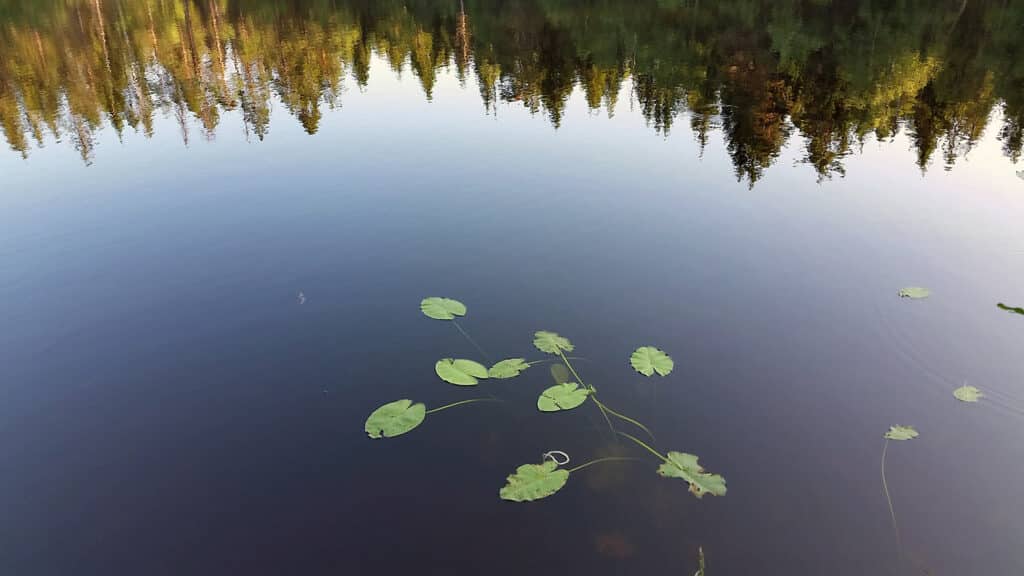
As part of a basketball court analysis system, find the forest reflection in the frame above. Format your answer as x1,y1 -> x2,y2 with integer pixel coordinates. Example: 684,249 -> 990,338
1,0 -> 1022,184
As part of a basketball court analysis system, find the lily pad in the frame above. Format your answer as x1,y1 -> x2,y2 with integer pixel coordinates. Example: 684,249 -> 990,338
499,460 -> 570,502
365,399 -> 426,439
533,331 -> 574,354
657,451 -> 727,498
435,358 -> 489,386
898,287 -> 930,299
884,425 -> 919,441
953,385 -> 983,403
630,346 -> 674,377
488,358 -> 530,379
420,297 -> 467,320
537,382 -> 591,412
550,363 -> 571,385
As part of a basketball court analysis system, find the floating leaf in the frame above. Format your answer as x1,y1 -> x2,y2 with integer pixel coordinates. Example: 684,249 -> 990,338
488,358 -> 530,379
656,451 -> 727,498
997,303 -> 1024,316
533,331 -> 574,354
953,385 -> 983,403
898,287 -> 930,299
499,460 -> 570,502
550,363 -> 571,385
420,297 -> 467,320
365,399 -> 426,439
537,382 -> 591,412
435,358 -> 489,386
630,346 -> 674,377
884,425 -> 919,441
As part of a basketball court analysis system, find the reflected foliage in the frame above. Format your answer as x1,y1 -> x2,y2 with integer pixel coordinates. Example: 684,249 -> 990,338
1,0 -> 1022,183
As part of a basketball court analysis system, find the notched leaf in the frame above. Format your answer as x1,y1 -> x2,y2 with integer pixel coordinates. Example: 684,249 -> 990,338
537,382 -> 591,412
365,399 -> 426,439
499,460 -> 570,502
533,331 -> 574,354
436,358 -> 489,386
630,346 -> 674,377
657,451 -> 727,498
489,358 -> 530,379
884,425 -> 919,441
420,297 -> 467,320
953,385 -> 983,403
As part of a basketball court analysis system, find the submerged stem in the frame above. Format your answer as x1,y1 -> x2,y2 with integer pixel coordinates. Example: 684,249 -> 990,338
617,431 -> 667,462
425,398 -> 498,414
592,397 -> 655,442
451,319 -> 490,362
557,350 -> 590,391
526,356 -> 587,367
556,350 -> 617,436
881,438 -> 902,547
566,456 -> 642,474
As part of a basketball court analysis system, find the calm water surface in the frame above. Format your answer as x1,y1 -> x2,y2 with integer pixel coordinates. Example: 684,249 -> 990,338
1,1 -> 1023,575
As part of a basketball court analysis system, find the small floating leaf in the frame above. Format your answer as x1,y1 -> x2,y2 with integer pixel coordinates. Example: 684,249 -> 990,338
420,297 -> 467,320
365,399 -> 426,439
499,460 -> 570,502
630,346 -> 674,377
488,358 -> 530,379
884,425 -> 919,441
997,303 -> 1024,316
550,363 -> 571,385
953,385 -> 983,403
898,287 -> 930,299
533,331 -> 574,354
435,358 -> 489,386
537,382 -> 591,412
656,451 -> 727,498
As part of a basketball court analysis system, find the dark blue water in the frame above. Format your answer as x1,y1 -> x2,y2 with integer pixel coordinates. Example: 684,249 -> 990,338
2,2 -> 1024,574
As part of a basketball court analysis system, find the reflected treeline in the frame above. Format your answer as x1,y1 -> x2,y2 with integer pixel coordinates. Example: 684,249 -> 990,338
1,0 -> 1022,183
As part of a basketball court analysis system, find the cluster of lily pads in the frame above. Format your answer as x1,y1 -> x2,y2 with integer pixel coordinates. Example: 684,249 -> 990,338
882,286 -> 1002,552
364,296 -> 727,503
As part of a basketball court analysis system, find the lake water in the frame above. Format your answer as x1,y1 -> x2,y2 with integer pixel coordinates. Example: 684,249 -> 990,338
2,1 -> 1023,575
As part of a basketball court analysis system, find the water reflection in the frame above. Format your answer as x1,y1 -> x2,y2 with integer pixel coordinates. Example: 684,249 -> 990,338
1,0 -> 1022,184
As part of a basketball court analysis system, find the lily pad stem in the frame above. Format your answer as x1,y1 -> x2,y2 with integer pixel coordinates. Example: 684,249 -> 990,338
425,398 -> 498,414
618,431 -> 668,462
591,396 -> 656,441
566,456 -> 642,473
557,350 -> 617,436
452,319 -> 491,363
881,438 -> 902,547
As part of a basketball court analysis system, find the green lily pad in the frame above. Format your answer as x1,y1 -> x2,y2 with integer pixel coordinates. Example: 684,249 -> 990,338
953,385 -> 983,403
533,331 -> 574,354
365,399 -> 426,439
884,425 -> 919,441
420,297 -> 467,320
488,358 -> 530,379
550,363 -> 571,385
537,382 -> 591,412
630,346 -> 674,377
435,358 -> 489,386
656,451 -> 727,498
499,460 -> 570,502
898,287 -> 930,299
